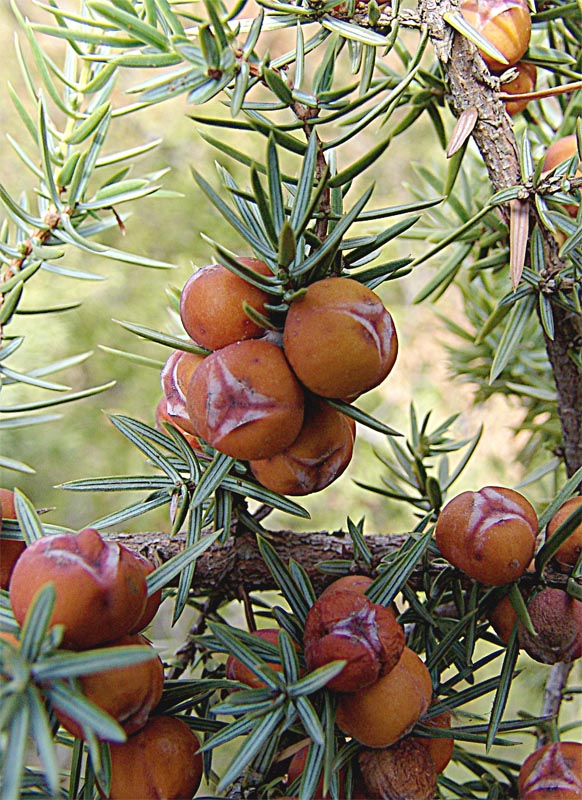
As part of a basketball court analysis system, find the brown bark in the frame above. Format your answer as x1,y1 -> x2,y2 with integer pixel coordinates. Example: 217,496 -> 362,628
543,303 -> 582,477
538,661 -> 574,747
438,29 -> 522,195
108,528 -> 417,598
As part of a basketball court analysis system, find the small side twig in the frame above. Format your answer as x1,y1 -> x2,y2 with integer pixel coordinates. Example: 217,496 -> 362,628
537,661 -> 574,747
167,591 -> 224,679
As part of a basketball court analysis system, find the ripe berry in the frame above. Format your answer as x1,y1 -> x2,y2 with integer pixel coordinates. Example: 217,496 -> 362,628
435,486 -> 537,585
249,396 -> 355,496
546,496 -> 582,570
460,0 -> 531,71
542,135 -> 581,218
9,528 -> 147,649
54,633 -> 164,739
501,62 -> 537,116
185,339 -> 304,460
0,630 -> 20,653
179,258 -> 273,350
128,553 -> 163,634
225,629 -> 286,689
487,592 -> 519,644
161,349 -> 205,436
408,709 -> 454,774
287,743 -> 369,799
320,574 -> 373,597
283,277 -> 398,399
106,715 -> 203,800
543,135 -> 579,172
335,647 -> 433,748
155,397 -> 201,450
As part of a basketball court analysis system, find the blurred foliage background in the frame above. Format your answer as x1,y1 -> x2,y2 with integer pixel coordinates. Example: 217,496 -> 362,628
0,0 -> 535,537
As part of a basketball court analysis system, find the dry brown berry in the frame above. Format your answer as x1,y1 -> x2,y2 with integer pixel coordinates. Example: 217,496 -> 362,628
460,0 -> 531,70
304,586 -> 404,693
335,647 -> 433,748
518,741 -> 582,799
9,528 -> 147,649
359,738 -> 438,800
249,396 -> 355,496
546,496 -> 582,571
435,486 -> 537,585
518,588 -> 582,664
283,277 -> 398,399
488,592 -> 519,644
185,339 -> 304,460
180,258 -> 272,350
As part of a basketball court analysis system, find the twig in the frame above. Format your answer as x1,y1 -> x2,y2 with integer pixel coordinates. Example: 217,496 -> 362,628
106,527 -> 572,598
167,592 -> 224,679
537,661 -> 574,746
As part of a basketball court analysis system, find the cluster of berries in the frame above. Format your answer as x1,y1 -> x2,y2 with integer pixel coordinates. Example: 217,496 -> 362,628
225,574 -> 451,800
222,489 -> 581,799
159,259 -> 397,496
2,485 -> 581,798
1,511 -> 203,800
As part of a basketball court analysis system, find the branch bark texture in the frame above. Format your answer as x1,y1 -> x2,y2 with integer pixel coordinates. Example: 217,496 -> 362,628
108,529 -> 416,598
544,303 -> 582,477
